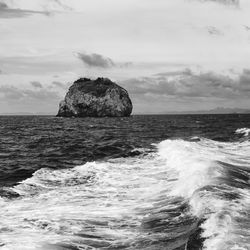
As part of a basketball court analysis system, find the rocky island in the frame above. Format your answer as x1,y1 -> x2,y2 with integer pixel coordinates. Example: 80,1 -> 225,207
57,77 -> 133,117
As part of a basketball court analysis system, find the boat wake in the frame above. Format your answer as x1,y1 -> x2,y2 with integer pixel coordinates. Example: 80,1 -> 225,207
0,136 -> 249,250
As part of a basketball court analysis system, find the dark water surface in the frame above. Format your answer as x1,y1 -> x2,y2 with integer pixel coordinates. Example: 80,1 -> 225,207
0,114 -> 248,187
0,114 -> 250,250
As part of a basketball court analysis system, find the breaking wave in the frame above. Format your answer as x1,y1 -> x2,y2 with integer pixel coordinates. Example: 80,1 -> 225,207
235,127 -> 250,137
0,138 -> 249,250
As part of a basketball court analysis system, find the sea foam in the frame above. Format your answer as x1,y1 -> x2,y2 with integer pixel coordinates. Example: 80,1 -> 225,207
235,127 -> 250,137
0,138 -> 249,250
157,139 -> 250,250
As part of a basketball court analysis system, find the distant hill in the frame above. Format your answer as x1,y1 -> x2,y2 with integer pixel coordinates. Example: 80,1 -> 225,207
135,107 -> 250,115
167,107 -> 250,115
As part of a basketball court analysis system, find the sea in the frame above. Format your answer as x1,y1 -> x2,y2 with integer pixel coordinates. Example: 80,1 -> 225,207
0,114 -> 249,250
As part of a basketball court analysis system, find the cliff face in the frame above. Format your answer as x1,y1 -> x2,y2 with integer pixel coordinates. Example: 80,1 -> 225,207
57,77 -> 133,117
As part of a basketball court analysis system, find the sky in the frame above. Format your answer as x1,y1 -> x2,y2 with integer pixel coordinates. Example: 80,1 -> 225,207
0,0 -> 250,114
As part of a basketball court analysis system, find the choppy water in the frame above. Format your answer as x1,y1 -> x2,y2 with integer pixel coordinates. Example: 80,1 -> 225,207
0,115 -> 249,250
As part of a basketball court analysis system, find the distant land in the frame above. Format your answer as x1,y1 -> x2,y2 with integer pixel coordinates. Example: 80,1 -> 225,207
0,108 -> 250,116
166,107 -> 250,115
137,107 -> 250,115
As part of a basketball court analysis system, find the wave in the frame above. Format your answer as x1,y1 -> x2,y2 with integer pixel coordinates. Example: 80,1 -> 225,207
158,139 -> 250,250
235,128 -> 250,137
0,138 -> 249,250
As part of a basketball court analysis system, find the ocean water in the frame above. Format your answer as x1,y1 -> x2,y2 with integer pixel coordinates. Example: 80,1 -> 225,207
0,114 -> 249,250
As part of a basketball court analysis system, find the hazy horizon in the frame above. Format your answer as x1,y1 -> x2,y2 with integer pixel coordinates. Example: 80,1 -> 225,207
1,107 -> 250,116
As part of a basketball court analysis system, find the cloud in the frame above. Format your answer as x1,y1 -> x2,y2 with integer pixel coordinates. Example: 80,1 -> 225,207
154,68 -> 193,77
30,81 -> 43,88
0,54 -> 81,75
51,0 -> 72,11
121,77 -> 176,96
0,84 -> 62,113
51,81 -> 65,88
194,0 -> 240,6
244,25 -> 250,31
0,0 -> 52,19
117,68 -> 250,113
0,86 -> 25,100
238,69 -> 250,91
207,26 -> 223,36
0,85 -> 60,101
76,52 -> 133,69
0,0 -> 75,19
121,69 -> 250,100
76,52 -> 116,68
0,2 -> 7,9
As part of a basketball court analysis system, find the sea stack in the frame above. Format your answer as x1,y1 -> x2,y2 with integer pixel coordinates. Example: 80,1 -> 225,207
57,77 -> 133,117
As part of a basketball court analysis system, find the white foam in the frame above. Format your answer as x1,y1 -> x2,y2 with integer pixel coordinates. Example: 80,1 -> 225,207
156,139 -> 250,250
1,139 -> 250,249
157,139 -> 224,199
0,154 -> 175,249
235,128 -> 250,136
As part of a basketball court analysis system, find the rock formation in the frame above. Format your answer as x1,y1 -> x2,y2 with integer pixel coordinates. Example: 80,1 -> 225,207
57,77 -> 133,117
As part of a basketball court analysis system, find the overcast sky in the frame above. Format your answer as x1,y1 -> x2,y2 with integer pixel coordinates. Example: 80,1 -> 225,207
0,0 -> 250,114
